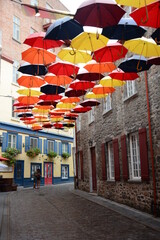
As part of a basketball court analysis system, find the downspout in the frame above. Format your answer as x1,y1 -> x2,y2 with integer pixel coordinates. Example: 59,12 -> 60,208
144,71 -> 157,217
74,122 -> 78,189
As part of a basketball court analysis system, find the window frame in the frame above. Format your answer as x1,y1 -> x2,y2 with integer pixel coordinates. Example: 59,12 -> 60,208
88,108 -> 95,124
62,142 -> 68,153
8,133 -> 17,148
12,60 -> 19,83
30,137 -> 38,149
13,16 -> 20,42
48,140 -> 54,152
102,95 -> 112,114
61,165 -> 69,180
123,81 -> 137,100
107,141 -> 115,181
31,163 -> 41,180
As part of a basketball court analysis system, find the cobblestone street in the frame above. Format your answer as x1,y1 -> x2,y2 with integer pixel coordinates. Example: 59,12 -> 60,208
1,183 -> 160,240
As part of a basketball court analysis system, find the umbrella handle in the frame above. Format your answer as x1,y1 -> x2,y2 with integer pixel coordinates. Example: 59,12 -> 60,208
141,5 -> 148,24
69,46 -> 76,55
137,60 -> 142,72
155,38 -> 160,44
117,46 -> 123,57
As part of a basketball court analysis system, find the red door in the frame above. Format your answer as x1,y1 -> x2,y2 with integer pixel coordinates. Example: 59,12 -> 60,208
44,163 -> 53,185
91,147 -> 97,191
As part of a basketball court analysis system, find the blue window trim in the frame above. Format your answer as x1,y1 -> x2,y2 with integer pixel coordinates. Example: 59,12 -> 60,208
61,164 -> 69,180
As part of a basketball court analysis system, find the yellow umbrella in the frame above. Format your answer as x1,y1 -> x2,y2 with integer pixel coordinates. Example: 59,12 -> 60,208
115,0 -> 156,8
50,116 -> 64,122
32,108 -> 49,114
17,89 -> 42,96
124,37 -> 160,58
85,91 -> 108,99
100,76 -> 126,87
56,102 -> 76,110
71,32 -> 109,51
57,48 -> 92,64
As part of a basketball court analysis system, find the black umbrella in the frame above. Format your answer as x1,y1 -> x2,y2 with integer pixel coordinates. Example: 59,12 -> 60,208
65,88 -> 86,97
40,84 -> 65,95
44,16 -> 84,41
18,113 -> 33,118
18,62 -> 48,76
118,55 -> 152,73
151,28 -> 160,45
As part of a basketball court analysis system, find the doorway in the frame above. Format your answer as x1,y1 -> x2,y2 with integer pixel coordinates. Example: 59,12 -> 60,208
14,160 -> 24,186
44,162 -> 53,185
90,147 -> 97,192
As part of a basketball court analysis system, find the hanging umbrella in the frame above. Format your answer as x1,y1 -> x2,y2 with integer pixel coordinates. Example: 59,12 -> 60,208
18,96 -> 39,105
85,91 -> 108,99
92,84 -> 115,94
64,116 -> 77,121
151,28 -> 160,45
39,94 -> 62,101
65,88 -> 87,97
102,17 -> 147,41
0,162 -> 8,169
63,122 -> 75,128
74,0 -> 126,28
80,99 -> 100,107
18,112 -> 33,118
0,156 -> 9,161
18,62 -> 47,76
53,122 -> 64,129
109,68 -> 139,81
116,0 -> 156,8
84,60 -> 116,73
50,116 -> 64,122
44,73 -> 72,86
71,32 -> 109,52
17,89 -> 42,96
42,123 -> 53,128
123,37 -> 160,58
147,56 -> 160,66
17,75 -> 44,88
56,102 -> 76,110
72,105 -> 92,113
32,125 -> 43,131
23,32 -> 64,49
22,47 -> 56,65
93,42 -> 128,62
40,84 -> 65,95
118,55 -> 152,72
100,76 -> 125,87
37,100 -> 55,107
64,112 -> 79,118
23,119 -> 38,125
20,117 -> 35,121
48,62 -> 79,76
76,68 -> 103,81
60,96 -> 80,103
130,1 -> 160,28
69,80 -> 95,90
57,48 -> 92,64
44,16 -> 84,40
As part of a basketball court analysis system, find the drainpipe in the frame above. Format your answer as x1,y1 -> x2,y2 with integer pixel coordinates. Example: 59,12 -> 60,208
144,71 -> 157,217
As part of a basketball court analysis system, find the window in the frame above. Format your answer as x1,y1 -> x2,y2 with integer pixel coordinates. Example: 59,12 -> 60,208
48,140 -> 54,152
13,16 -> 20,41
76,115 -> 81,132
123,81 -> 136,100
61,165 -> 69,179
77,152 -> 81,179
62,142 -> 68,153
12,99 -> 18,118
13,60 -> 19,83
30,137 -> 38,149
102,95 -> 112,114
107,142 -> 115,180
31,163 -> 41,180
31,0 -> 38,6
129,133 -> 141,180
8,134 -> 17,148
88,108 -> 94,124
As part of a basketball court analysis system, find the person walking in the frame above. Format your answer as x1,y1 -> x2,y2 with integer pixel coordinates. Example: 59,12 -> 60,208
33,170 -> 37,189
36,168 -> 41,189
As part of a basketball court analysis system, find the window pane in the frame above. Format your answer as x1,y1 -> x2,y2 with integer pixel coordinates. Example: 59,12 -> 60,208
8,134 -> 16,148
13,16 -> 20,41
108,142 -> 115,180
130,133 -> 141,179
30,138 -> 38,148
62,143 -> 68,153
48,140 -> 54,152
103,95 -> 112,113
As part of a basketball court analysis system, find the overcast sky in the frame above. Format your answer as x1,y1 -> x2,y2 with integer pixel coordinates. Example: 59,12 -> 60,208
60,0 -> 84,13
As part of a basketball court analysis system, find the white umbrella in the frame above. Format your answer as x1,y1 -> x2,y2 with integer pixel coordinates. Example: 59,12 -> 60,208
0,162 -> 8,169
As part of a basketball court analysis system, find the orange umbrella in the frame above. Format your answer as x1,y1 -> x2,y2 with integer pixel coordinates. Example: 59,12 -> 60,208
17,75 -> 44,88
23,119 -> 38,125
92,84 -> 115,94
18,96 -> 39,105
22,47 -> 56,65
60,96 -> 80,103
44,73 -> 72,86
32,125 -> 43,131
84,61 -> 116,74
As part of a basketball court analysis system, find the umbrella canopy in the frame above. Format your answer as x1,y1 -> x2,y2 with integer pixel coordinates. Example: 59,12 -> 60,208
42,123 -> 53,128
124,37 -> 160,58
118,55 -> 152,72
85,91 -> 108,99
80,99 -> 100,107
56,102 -> 76,109
116,0 -> 156,8
18,96 -> 39,105
100,76 -> 125,87
0,162 -> 8,169
130,1 -> 160,28
40,84 -> 65,95
69,80 -> 95,90
74,0 -> 126,28
50,116 -> 64,122
53,122 -> 64,129
84,60 -> 116,73
24,32 -> 64,49
48,62 -> 79,76
147,56 -> 160,66
17,89 -> 42,96
63,122 -> 75,128
76,68 -> 104,81
18,112 -> 33,118
71,32 -> 109,52
39,94 -> 62,101
22,47 -> 56,65
32,125 -> 43,131
44,16 -> 84,40
57,48 -> 92,64
93,42 -> 128,62
18,63 -> 47,76
92,84 -> 115,94
72,105 -> 92,113
17,75 -> 44,88
151,28 -> 160,45
109,68 -> 139,80
60,96 -> 80,103
44,73 -> 72,86
102,17 -> 146,41
65,88 -> 87,97
0,156 -> 9,161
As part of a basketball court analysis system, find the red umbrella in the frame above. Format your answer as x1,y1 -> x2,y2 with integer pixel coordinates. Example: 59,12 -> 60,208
39,94 -> 62,101
74,0 -> 126,28
53,122 -> 64,129
93,42 -> 128,62
0,156 -> 9,161
80,99 -> 100,107
72,105 -> 92,113
24,32 -> 64,49
69,80 -> 95,90
109,68 -> 139,81
147,56 -> 160,66
130,1 -> 160,28
48,62 -> 79,76
65,88 -> 87,97
18,96 -> 39,105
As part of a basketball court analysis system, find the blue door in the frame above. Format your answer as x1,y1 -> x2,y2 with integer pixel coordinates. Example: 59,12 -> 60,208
14,160 -> 24,186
